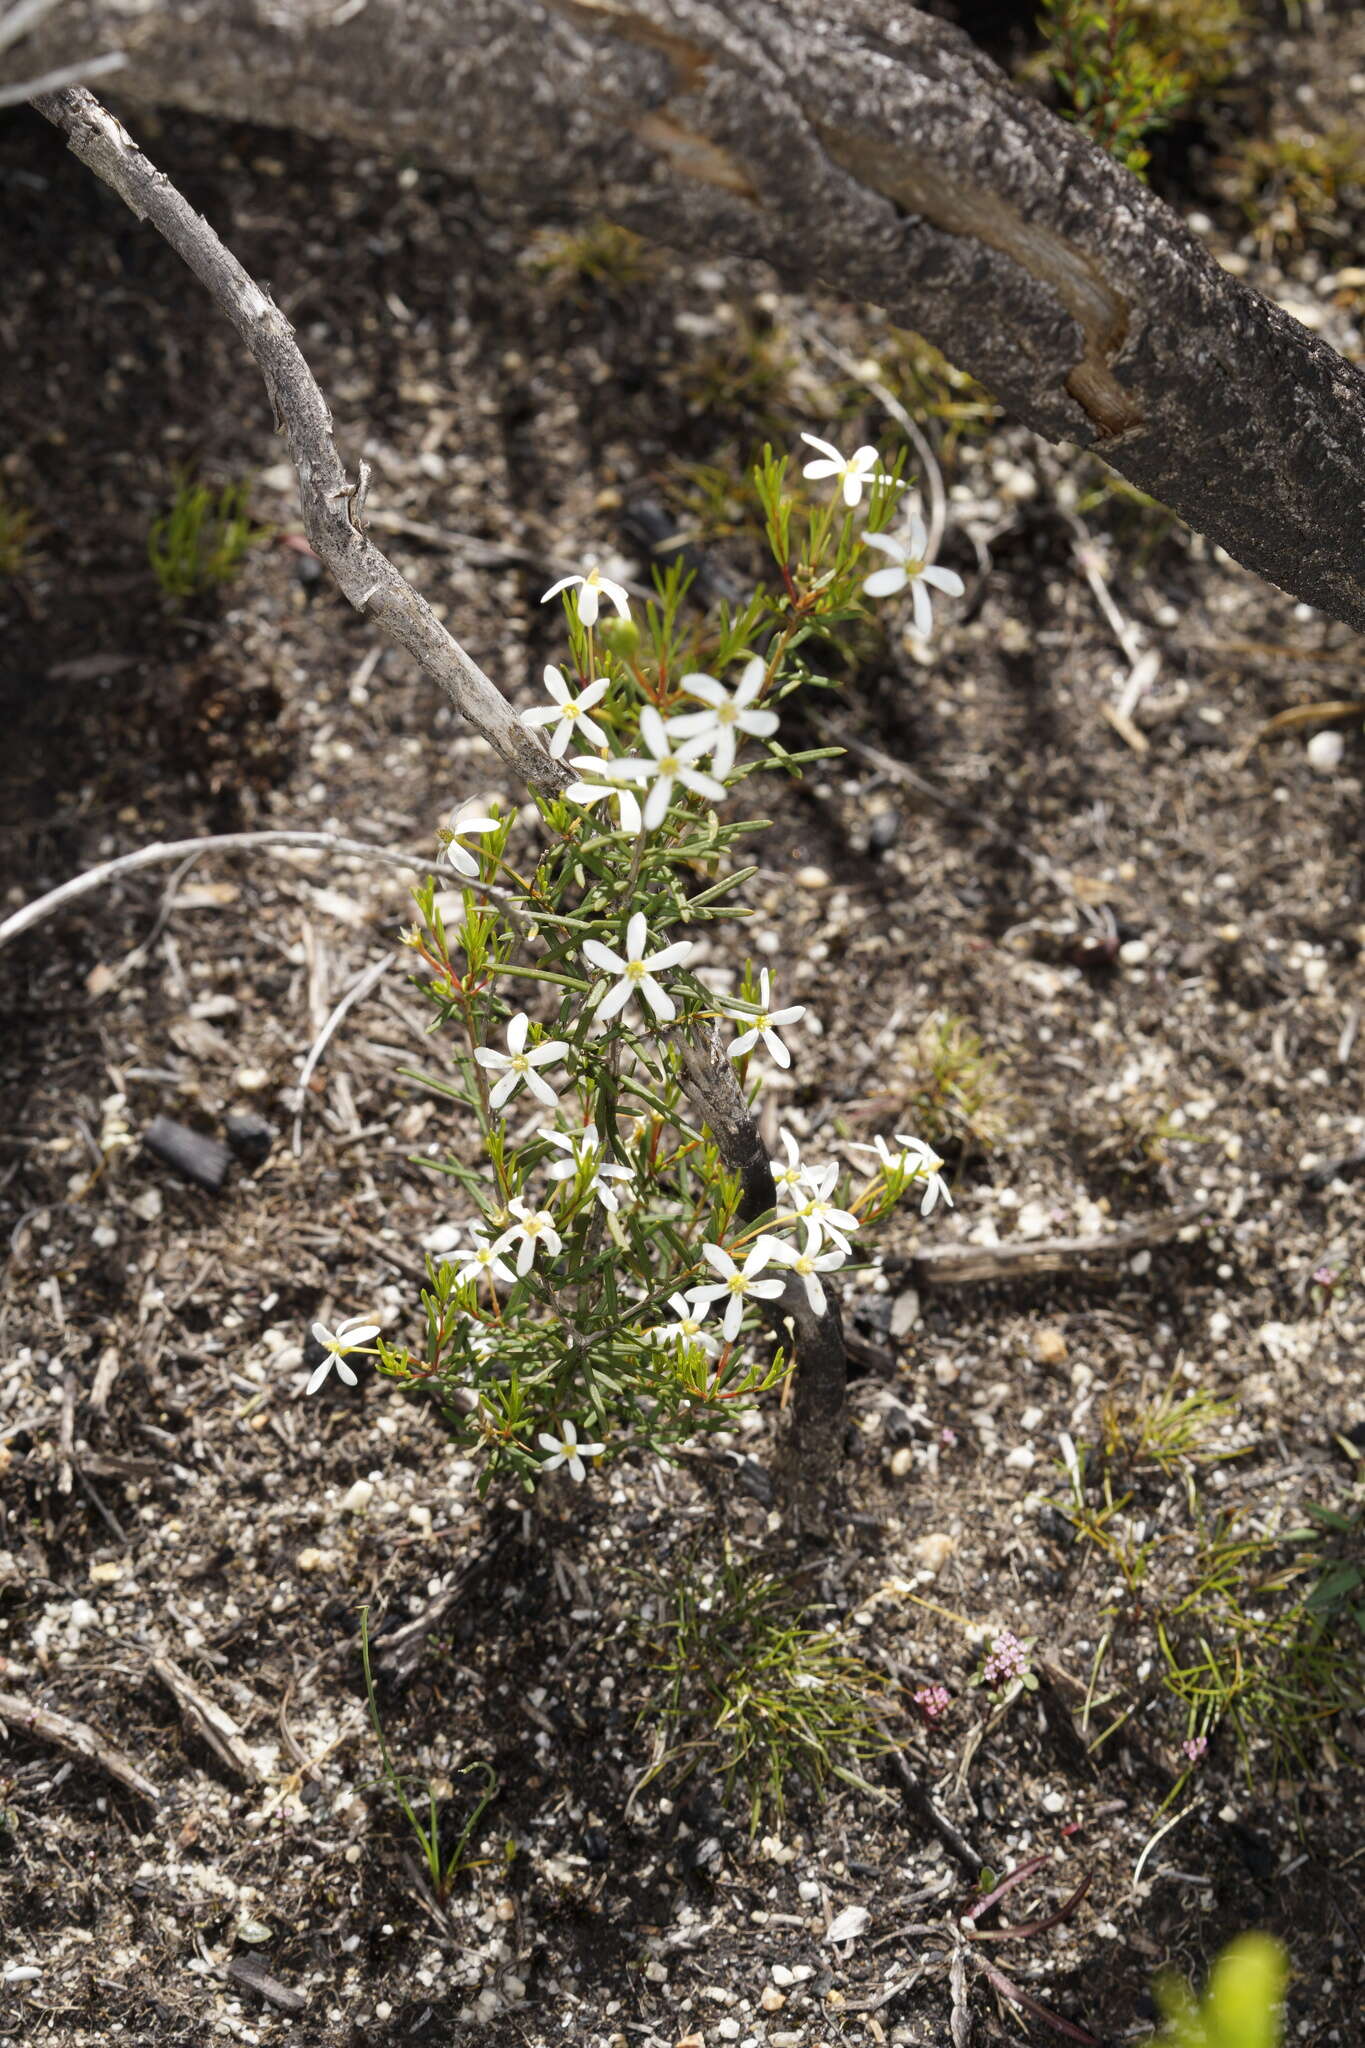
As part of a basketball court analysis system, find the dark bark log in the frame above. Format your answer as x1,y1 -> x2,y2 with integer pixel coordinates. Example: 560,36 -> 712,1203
8,0 -> 1365,631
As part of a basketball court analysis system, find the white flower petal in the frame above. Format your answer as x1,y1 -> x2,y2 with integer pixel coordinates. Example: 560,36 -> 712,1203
863,565 -> 908,599
640,976 -> 677,1022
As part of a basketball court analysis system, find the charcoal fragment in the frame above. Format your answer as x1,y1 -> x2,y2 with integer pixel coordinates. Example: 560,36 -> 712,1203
142,1116 -> 231,1192
224,1108 -> 276,1164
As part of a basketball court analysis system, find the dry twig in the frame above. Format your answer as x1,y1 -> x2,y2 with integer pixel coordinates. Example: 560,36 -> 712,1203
0,1686 -> 160,1803
147,1654 -> 259,1782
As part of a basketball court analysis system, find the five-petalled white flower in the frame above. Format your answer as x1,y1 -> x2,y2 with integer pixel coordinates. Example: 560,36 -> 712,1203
540,563 -> 631,629
455,1231 -> 519,1289
442,802 -> 501,879
306,1314 -> 381,1394
894,1132 -> 954,1215
563,760 -> 644,836
615,706 -> 726,831
724,968 -> 806,1068
475,1010 -> 570,1110
538,1418 -> 605,1482
758,1223 -> 848,1315
521,664 -> 610,759
862,513 -> 965,638
782,1161 -> 859,1254
800,432 -> 892,508
503,1196 -> 563,1275
770,1127 -> 807,1199
693,1241 -> 786,1342
667,657 -> 779,778
539,1123 -> 635,1212
647,1290 -> 721,1357
582,911 -> 695,1024
847,1131 -> 953,1215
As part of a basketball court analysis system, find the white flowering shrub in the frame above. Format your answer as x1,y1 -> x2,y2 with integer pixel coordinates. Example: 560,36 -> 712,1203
316,439 -> 965,1496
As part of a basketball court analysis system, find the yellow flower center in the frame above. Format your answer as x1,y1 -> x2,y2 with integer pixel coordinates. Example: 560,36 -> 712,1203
625,959 -> 647,981
511,1053 -> 529,1072
727,1273 -> 747,1294
659,753 -> 679,775
718,703 -> 738,725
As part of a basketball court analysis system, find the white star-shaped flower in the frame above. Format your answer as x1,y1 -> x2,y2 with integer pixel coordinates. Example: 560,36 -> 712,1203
846,1134 -> 902,1173
521,664 -> 610,759
442,802 -> 501,879
757,1223 -> 847,1316
563,760 -> 644,836
455,1231 -> 519,1289
847,1132 -> 953,1216
538,1123 -> 635,1212
800,431 -> 892,508
692,1241 -> 786,1342
306,1313 -> 381,1394
647,1290 -> 721,1358
538,1418 -> 606,1482
783,1162 -> 858,1253
666,657 -> 779,778
862,514 -> 965,638
582,911 -> 695,1024
770,1126 -> 807,1199
474,1010 -> 570,1110
503,1196 -> 563,1275
540,563 -> 631,629
612,706 -> 726,831
724,967 -> 806,1068
894,1131 -> 954,1215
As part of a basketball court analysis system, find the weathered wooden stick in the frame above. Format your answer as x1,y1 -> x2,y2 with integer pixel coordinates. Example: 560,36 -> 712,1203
0,1686 -> 160,1803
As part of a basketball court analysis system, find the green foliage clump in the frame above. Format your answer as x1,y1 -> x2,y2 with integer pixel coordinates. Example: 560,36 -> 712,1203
370,444 -> 956,1495
898,1012 -> 1013,1154
360,1609 -> 497,1902
635,1550 -> 887,1830
1149,1933 -> 1287,2048
1036,0 -> 1244,174
1220,127 -> 1365,252
1062,1404 -> 1365,1771
148,473 -> 266,601
523,219 -> 660,297
0,482 -> 36,578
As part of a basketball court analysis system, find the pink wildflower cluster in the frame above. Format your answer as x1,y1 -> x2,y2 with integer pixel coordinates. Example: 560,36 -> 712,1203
982,1630 -> 1029,1689
1182,1735 -> 1208,1765
913,1684 -> 952,1723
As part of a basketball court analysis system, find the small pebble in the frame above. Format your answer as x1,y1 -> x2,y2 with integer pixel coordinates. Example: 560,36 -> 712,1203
1307,729 -> 1344,774
339,1479 -> 375,1514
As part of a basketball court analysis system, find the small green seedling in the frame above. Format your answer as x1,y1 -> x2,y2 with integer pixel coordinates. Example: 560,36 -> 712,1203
1151,1932 -> 1287,2048
359,1606 -> 498,1903
148,473 -> 266,600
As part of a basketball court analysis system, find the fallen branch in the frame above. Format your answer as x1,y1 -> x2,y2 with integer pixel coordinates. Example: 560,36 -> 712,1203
0,829 -> 430,951
33,87 -> 566,798
0,1686 -> 160,1804
147,1653 -> 259,1782
878,1718 -> 984,1879
14,5 -> 1365,626
906,1205 -> 1205,1288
